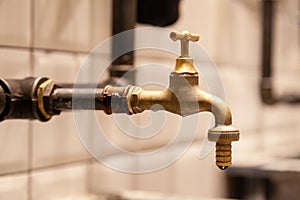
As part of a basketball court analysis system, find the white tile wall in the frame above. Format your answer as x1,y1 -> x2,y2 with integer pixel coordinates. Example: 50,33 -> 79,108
0,121 -> 29,174
32,113 -> 90,168
32,51 -> 90,168
34,0 -> 111,52
33,51 -> 83,81
172,142 -> 226,198
0,173 -> 28,200
31,163 -> 88,200
0,0 -> 30,47
273,0 -> 300,71
90,161 -> 134,195
219,64 -> 262,133
90,140 -> 226,198
261,123 -> 300,158
93,0 -> 112,46
211,0 -> 261,68
0,48 -> 30,78
135,163 -> 174,194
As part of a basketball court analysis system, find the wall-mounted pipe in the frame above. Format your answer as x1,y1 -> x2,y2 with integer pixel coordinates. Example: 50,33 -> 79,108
0,77 -> 53,121
108,0 -> 137,85
260,0 -> 300,104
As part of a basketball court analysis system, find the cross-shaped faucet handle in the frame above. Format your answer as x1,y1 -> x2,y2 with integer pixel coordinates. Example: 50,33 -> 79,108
170,31 -> 200,58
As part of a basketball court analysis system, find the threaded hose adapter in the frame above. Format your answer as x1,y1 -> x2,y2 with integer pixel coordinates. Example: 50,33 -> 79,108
208,125 -> 239,170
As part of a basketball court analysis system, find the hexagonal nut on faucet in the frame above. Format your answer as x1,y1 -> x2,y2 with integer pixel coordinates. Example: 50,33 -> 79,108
126,86 -> 144,114
41,81 -> 62,115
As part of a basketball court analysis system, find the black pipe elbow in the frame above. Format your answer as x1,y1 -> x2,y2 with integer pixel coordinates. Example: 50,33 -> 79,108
0,77 -> 51,122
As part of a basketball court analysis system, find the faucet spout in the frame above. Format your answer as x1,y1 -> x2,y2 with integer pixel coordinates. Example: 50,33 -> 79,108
197,90 -> 232,126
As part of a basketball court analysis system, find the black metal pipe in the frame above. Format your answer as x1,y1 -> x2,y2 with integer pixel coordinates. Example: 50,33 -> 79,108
52,88 -> 105,110
109,0 -> 137,85
0,77 -> 132,122
260,0 -> 300,105
112,0 -> 136,65
0,77 -> 50,121
262,0 -> 273,79
260,0 -> 276,104
50,86 -> 129,115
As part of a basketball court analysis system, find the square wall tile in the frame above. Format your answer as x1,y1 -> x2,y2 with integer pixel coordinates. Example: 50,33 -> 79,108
0,0 -> 30,47
173,141 -> 226,198
32,163 -> 88,200
32,51 -> 90,168
90,161 -> 135,195
211,0 -> 261,67
218,65 -> 262,133
0,173 -> 28,200
32,113 -> 90,168
168,0 -> 217,56
0,48 -> 30,78
33,51 -> 83,82
273,0 -> 299,71
0,121 -> 29,174
135,164 -> 174,194
260,123 -> 300,158
93,0 -> 112,46
34,0 -> 111,52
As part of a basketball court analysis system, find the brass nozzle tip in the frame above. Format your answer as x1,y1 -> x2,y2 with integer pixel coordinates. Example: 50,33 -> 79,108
208,125 -> 240,170
215,142 -> 232,170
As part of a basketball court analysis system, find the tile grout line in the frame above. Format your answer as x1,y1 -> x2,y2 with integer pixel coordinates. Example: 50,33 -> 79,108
0,44 -> 91,55
27,121 -> 33,200
27,0 -> 35,199
0,158 -> 93,178
86,159 -> 94,195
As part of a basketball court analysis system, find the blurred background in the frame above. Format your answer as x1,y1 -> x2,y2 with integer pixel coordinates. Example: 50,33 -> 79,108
0,0 -> 299,199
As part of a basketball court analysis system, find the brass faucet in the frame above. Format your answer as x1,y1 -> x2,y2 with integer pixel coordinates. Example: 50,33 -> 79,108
124,31 -> 240,169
